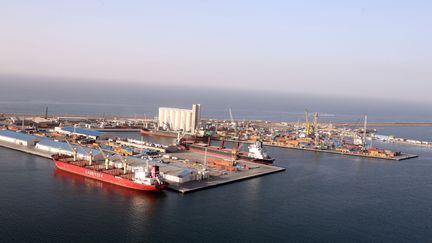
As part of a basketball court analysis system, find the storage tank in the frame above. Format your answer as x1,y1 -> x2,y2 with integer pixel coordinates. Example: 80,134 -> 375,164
180,110 -> 186,131
162,109 -> 168,129
185,111 -> 192,132
169,109 -> 175,130
158,107 -> 165,128
175,110 -> 181,131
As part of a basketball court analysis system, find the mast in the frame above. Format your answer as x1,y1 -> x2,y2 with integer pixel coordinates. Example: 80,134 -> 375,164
305,110 -> 311,136
314,112 -> 319,146
363,115 -> 368,148
204,147 -> 208,168
229,106 -> 236,132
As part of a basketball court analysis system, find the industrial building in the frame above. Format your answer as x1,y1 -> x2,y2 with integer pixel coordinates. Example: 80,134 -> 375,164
54,126 -> 107,140
106,156 -> 200,184
158,104 -> 201,133
35,139 -> 103,160
161,168 -> 198,183
0,130 -> 39,146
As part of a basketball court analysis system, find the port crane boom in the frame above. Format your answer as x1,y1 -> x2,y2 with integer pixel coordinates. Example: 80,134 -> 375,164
305,110 -> 313,136
313,112 -> 319,145
228,106 -> 237,132
363,115 -> 368,148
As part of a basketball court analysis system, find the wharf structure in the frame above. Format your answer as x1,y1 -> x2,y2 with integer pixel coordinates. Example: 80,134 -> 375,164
0,129 -> 285,193
218,138 -> 418,161
263,143 -> 418,161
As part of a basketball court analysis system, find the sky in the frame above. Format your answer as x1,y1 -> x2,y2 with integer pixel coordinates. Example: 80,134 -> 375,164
0,0 -> 431,101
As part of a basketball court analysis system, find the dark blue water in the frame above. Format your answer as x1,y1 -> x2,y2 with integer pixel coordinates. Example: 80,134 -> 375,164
2,130 -> 432,242
2,78 -> 432,241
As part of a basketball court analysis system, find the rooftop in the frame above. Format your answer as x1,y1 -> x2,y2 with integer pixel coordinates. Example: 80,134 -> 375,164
37,139 -> 100,155
0,130 -> 38,141
61,126 -> 105,137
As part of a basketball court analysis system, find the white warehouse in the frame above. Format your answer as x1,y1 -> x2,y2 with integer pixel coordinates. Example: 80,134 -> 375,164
35,139 -> 103,160
158,104 -> 201,133
0,130 -> 39,146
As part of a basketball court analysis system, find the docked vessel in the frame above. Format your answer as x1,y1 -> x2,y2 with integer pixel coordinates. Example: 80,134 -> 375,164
189,140 -> 275,164
52,154 -> 168,191
140,128 -> 178,138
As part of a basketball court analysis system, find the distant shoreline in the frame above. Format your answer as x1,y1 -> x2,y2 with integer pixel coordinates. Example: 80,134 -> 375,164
2,113 -> 432,127
334,123 -> 432,127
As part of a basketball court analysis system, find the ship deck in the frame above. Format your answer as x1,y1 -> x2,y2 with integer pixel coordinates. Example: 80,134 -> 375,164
57,159 -> 136,179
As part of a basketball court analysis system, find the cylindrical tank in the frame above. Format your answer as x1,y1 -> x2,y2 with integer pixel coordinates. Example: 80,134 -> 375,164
158,107 -> 164,128
175,110 -> 181,131
180,110 -> 186,131
185,111 -> 192,132
163,109 -> 169,129
169,110 -> 175,130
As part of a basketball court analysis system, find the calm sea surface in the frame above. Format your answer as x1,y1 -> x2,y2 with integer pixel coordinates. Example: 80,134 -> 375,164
2,129 -> 432,242
1,84 -> 432,242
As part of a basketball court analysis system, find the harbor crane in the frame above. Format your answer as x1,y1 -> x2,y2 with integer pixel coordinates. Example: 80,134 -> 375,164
64,139 -> 78,161
313,112 -> 319,145
362,115 -> 368,149
231,142 -> 243,162
228,106 -> 237,131
305,110 -> 313,136
96,145 -> 111,170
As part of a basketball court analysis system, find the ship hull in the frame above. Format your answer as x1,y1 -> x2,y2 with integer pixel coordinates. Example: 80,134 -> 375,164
189,145 -> 275,164
54,159 -> 166,191
140,129 -> 177,138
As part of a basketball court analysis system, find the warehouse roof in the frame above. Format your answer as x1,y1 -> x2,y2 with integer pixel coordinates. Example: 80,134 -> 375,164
37,139 -> 100,155
0,130 -> 38,142
61,127 -> 105,137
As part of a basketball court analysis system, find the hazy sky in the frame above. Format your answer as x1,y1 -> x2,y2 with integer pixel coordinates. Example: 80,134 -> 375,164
1,1 -> 431,101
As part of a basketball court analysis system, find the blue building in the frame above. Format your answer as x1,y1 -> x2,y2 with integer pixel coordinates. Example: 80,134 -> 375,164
0,130 -> 39,146
54,126 -> 107,139
35,139 -> 101,159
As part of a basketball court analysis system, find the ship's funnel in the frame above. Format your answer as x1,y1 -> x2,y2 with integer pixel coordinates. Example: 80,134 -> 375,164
151,165 -> 159,178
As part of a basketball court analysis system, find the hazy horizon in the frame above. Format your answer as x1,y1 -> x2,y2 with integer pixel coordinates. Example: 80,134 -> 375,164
1,74 -> 432,123
1,1 -> 432,102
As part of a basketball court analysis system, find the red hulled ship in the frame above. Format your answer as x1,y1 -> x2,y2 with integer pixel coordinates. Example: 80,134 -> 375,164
140,128 -> 178,138
52,154 -> 168,191
188,139 -> 275,164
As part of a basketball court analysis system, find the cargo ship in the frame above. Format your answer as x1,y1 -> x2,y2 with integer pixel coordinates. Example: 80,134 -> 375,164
140,128 -> 178,138
52,154 -> 168,191
189,140 -> 275,164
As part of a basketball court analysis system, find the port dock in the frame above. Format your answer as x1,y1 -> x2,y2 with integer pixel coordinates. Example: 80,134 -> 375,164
220,139 -> 418,161
0,140 -> 52,159
263,143 -> 418,161
169,164 -> 285,193
163,150 -> 286,193
0,140 -> 286,193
